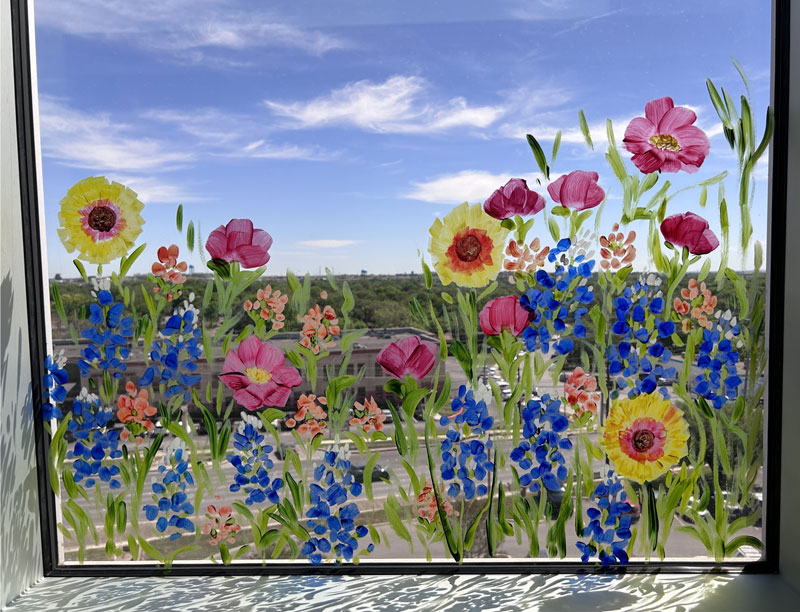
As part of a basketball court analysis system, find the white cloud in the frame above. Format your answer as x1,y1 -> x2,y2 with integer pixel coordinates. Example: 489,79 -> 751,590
265,75 -> 506,133
35,0 -> 347,62
298,240 -> 357,248
406,170 -> 548,205
39,98 -> 193,171
114,176 -> 207,204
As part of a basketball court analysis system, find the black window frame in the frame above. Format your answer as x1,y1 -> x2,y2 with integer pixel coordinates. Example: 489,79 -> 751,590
11,0 -> 789,577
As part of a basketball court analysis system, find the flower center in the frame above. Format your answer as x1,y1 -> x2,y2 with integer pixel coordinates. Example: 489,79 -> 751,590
455,234 -> 482,262
245,366 -> 272,384
649,133 -> 682,152
87,205 -> 118,232
632,429 -> 656,452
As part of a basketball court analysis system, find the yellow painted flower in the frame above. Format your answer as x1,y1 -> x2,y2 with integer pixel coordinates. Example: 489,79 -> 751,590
428,202 -> 508,287
57,176 -> 145,265
600,393 -> 689,484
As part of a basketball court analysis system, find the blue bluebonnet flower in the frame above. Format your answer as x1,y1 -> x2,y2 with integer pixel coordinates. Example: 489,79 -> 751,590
143,440 -> 195,541
606,277 -> 675,399
519,239 -> 595,355
694,313 -> 743,409
42,352 -> 68,421
66,388 -> 122,489
303,444 -> 372,564
577,470 -> 633,565
439,385 -> 494,435
139,308 -> 203,402
509,394 -> 572,492
226,413 -> 283,506
77,289 -> 133,379
440,428 -> 493,500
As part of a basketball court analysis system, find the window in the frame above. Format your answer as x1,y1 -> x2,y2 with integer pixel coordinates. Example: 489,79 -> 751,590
28,0 -> 779,572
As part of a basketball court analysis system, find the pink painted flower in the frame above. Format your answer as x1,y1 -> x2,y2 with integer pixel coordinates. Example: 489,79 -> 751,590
220,336 -> 302,410
376,336 -> 437,381
564,367 -> 600,417
479,295 -> 530,336
623,97 -> 710,174
205,219 -> 273,269
547,170 -> 605,211
483,178 -> 546,220
660,212 -> 719,255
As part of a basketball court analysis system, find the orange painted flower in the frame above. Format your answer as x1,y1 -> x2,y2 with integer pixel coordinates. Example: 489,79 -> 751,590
350,397 -> 386,433
151,244 -> 188,300
117,382 -> 157,444
599,224 -> 636,271
674,278 -> 717,332
285,393 -> 328,438
564,367 -> 600,416
503,237 -> 550,281
244,284 -> 288,331
416,483 -> 455,522
298,304 -> 340,355
202,504 -> 241,545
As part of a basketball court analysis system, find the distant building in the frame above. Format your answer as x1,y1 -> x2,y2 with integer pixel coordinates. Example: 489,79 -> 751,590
361,269 -> 368,276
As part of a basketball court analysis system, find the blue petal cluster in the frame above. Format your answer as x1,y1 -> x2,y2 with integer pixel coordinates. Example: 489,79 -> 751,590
139,310 -> 203,402
519,239 -> 594,355
42,354 -> 68,421
440,429 -> 493,500
607,285 -> 676,399
77,290 -> 133,379
303,448 -> 371,564
65,391 -> 122,489
439,385 -> 493,434
694,323 -> 742,409
509,394 -> 572,492
143,446 -> 195,541
577,471 -> 633,565
226,419 -> 283,505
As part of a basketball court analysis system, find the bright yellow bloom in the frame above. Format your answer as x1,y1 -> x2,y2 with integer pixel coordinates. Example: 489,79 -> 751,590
57,176 -> 145,265
600,393 -> 689,484
428,202 -> 508,287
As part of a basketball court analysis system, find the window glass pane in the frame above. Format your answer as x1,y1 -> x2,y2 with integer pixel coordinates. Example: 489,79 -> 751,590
34,0 -> 770,566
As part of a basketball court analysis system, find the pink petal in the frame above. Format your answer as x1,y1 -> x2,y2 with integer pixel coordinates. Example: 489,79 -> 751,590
205,225 -> 229,260
479,302 -> 496,334
219,372 -> 249,391
233,387 -> 265,411
271,365 -> 302,388
376,343 -> 407,378
255,341 -> 285,371
622,117 -> 657,154
225,219 -> 255,251
694,229 -> 720,254
584,181 -> 605,209
222,351 -> 246,376
237,335 -> 263,366
405,344 -> 435,380
395,336 -> 423,360
234,245 -> 270,269
657,106 -> 697,133
559,171 -> 599,210
546,175 -> 567,204
644,97 -> 674,126
263,384 -> 292,408
659,150 -> 683,173
631,149 -> 665,174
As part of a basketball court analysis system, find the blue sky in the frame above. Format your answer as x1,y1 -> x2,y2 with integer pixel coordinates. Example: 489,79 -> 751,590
33,0 -> 771,278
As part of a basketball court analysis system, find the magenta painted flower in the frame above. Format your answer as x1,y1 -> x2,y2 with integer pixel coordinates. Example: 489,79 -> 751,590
547,170 -> 605,211
376,336 -> 437,381
479,295 -> 530,336
220,336 -> 302,410
623,97 -> 710,174
483,178 -> 546,220
660,212 -> 719,255
205,219 -> 273,269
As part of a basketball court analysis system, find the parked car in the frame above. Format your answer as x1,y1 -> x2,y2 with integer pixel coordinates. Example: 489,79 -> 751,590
350,462 -> 390,484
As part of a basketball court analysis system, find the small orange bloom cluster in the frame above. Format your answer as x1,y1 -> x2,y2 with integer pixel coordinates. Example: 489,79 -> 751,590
564,367 -> 600,417
244,284 -> 288,331
416,483 -> 455,522
350,397 -> 386,433
599,224 -> 636,270
674,279 -> 717,332
151,244 -> 188,300
299,304 -> 340,354
117,382 -> 157,444
503,237 -> 550,282
285,393 -> 328,437
202,504 -> 241,545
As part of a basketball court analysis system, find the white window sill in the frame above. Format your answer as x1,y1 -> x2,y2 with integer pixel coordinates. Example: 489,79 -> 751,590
4,572 -> 800,611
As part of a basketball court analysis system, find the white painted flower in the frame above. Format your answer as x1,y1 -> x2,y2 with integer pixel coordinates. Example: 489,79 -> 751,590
237,411 -> 263,434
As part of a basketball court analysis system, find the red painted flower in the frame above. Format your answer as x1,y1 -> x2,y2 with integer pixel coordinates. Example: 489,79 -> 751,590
660,212 -> 719,255
623,97 -> 710,174
220,336 -> 302,410
205,218 -> 273,269
483,178 -> 546,220
547,170 -> 604,211
376,336 -> 437,381
479,295 -> 530,336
